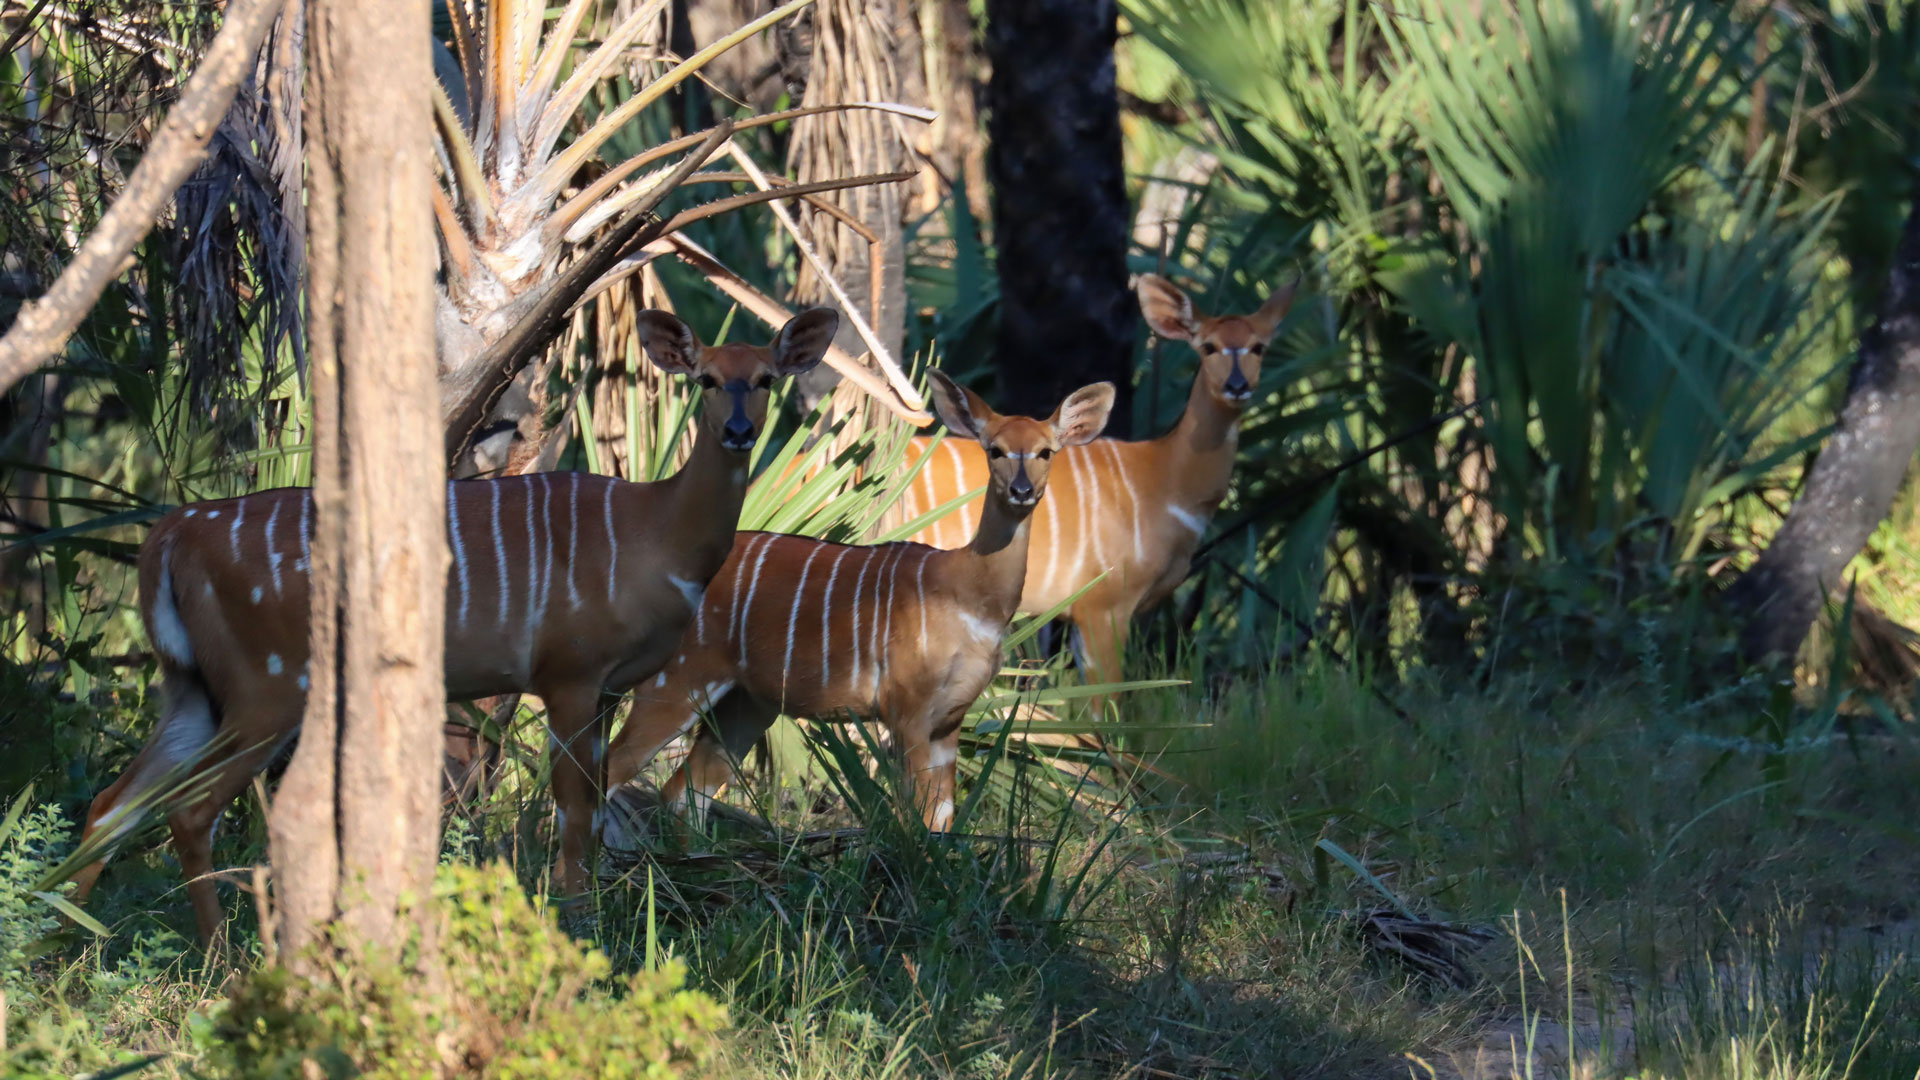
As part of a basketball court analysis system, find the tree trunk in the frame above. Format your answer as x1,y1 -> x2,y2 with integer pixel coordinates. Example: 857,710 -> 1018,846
983,0 -> 1134,435
786,0 -> 916,414
269,0 -> 446,962
1727,177 -> 1920,664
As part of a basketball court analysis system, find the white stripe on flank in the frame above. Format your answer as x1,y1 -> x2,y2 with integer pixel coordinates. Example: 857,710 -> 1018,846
1079,446 -> 1106,575
738,535 -> 777,667
297,492 -> 311,571
491,481 -> 509,626
1167,502 -> 1208,536
265,496 -> 284,594
866,547 -> 894,698
228,502 -> 244,562
1040,475 -> 1061,597
603,479 -> 618,605
533,475 -> 553,627
781,544 -> 826,698
819,546 -> 853,691
915,550 -> 931,651
848,547 -> 877,697
522,476 -> 539,638
880,546 -> 904,686
565,473 -> 581,609
1106,441 -> 1143,563
726,535 -> 763,644
448,482 -> 471,627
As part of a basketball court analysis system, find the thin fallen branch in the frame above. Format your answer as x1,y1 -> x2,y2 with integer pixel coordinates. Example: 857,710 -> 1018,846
724,141 -> 925,412
0,0 -> 287,399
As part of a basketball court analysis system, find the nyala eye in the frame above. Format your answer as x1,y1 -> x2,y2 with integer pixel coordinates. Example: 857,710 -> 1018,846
697,374 -> 719,390
1200,342 -> 1219,355
756,375 -> 774,390
1037,448 -> 1053,460
1249,342 -> 1266,355
988,446 -> 1006,460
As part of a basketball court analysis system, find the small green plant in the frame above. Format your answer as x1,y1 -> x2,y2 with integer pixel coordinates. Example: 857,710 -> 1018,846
202,862 -> 726,1079
0,792 -> 83,996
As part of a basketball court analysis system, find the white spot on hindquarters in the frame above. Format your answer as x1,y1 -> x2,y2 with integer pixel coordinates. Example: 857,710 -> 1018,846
654,671 -> 668,688
669,574 -> 705,612
183,509 -> 196,517
297,674 -> 309,691
1167,503 -> 1208,537
251,586 -> 263,605
958,611 -> 1003,648
203,582 -> 214,598
207,510 -> 220,520
266,653 -> 283,675
150,559 -> 195,666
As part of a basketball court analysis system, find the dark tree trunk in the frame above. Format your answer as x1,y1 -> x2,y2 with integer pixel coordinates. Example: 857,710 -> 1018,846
271,0 -> 447,964
983,0 -> 1134,435
1727,176 -> 1920,664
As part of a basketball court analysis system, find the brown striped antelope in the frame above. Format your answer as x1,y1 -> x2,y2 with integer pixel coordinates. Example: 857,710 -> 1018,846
70,308 -> 838,944
885,275 -> 1296,709
601,372 -> 1115,828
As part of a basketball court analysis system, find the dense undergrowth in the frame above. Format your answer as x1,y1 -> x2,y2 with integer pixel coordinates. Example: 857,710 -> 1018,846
5,639 -> 1918,1079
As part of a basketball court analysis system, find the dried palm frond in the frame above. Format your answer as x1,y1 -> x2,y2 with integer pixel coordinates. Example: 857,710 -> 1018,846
428,0 -> 930,473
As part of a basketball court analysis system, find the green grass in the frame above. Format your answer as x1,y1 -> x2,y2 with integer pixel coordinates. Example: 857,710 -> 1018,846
6,654 -> 1918,1079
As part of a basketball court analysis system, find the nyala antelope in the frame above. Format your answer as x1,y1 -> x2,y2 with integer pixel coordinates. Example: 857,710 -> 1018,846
887,275 -> 1295,704
73,308 -> 838,943
603,371 -> 1116,828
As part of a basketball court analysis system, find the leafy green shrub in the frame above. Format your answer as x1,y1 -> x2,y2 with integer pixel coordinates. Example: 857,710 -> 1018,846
0,794 -> 73,995
204,862 -> 726,1079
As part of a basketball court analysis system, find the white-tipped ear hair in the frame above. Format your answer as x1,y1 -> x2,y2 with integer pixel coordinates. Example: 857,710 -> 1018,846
928,370 -> 987,443
772,307 -> 839,375
635,310 -> 699,375
1051,382 -> 1116,447
1136,274 -> 1199,343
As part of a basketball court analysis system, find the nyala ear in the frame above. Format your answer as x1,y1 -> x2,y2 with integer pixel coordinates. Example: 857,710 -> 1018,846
928,370 -> 992,443
1051,382 -> 1116,447
1249,277 -> 1301,336
636,310 -> 700,375
1136,274 -> 1199,343
771,307 -> 840,375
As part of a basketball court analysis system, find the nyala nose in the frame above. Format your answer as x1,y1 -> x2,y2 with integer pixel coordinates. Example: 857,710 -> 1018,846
724,416 -> 755,446
1009,476 -> 1035,502
1224,367 -> 1251,397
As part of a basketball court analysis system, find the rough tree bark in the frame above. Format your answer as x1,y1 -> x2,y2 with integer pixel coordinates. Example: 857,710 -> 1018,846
1727,176 -> 1920,664
983,0 -> 1134,435
786,0 -> 917,413
269,0 -> 447,961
